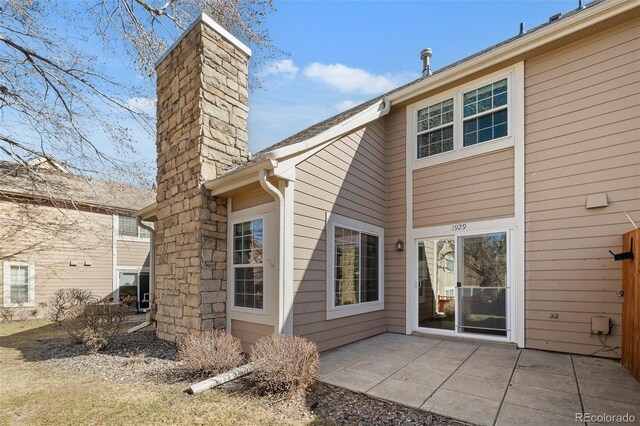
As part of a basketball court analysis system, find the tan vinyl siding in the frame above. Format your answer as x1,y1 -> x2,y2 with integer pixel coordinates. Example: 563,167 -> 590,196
385,108 -> 408,333
0,200 -> 115,309
413,148 -> 515,228
293,120 -> 388,351
231,319 -> 274,352
116,240 -> 150,267
231,185 -> 274,212
524,18 -> 640,357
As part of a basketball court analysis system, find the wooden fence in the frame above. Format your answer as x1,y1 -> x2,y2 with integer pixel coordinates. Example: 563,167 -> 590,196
621,229 -> 639,382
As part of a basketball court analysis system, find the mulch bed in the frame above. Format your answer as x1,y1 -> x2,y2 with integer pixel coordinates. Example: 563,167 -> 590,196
41,324 -> 469,425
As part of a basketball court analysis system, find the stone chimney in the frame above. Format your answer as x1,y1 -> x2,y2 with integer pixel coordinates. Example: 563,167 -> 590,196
154,16 -> 251,342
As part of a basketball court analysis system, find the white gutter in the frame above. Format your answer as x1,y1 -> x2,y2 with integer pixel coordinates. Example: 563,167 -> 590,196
386,0 -> 635,105
258,169 -> 287,334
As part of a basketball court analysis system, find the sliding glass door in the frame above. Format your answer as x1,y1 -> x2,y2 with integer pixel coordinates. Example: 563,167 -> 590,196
416,230 -> 510,339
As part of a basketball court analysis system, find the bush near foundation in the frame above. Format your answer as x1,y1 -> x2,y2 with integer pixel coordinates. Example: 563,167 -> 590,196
178,330 -> 244,375
48,288 -> 94,323
62,301 -> 128,352
250,335 -> 319,394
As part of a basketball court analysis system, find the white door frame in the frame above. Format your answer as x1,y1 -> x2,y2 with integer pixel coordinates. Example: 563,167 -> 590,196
409,217 -> 521,344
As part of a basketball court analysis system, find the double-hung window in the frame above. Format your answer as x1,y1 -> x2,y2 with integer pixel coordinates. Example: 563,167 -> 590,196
463,79 -> 508,146
416,98 -> 454,158
232,218 -> 264,310
118,215 -> 153,239
414,74 -> 511,162
3,262 -> 35,307
327,215 -> 384,319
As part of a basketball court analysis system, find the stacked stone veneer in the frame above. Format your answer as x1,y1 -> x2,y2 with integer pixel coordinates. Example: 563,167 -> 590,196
154,21 -> 249,342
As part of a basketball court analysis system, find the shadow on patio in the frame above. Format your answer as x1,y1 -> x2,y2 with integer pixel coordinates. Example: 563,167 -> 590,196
319,333 -> 640,425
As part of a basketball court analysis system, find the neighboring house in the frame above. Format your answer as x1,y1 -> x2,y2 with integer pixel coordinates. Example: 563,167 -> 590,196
0,159 -> 156,315
137,0 -> 639,356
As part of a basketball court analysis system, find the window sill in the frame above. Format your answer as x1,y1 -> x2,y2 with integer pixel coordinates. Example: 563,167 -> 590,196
3,302 -> 35,308
230,305 -> 266,316
413,136 -> 513,170
326,301 -> 384,320
117,236 -> 151,242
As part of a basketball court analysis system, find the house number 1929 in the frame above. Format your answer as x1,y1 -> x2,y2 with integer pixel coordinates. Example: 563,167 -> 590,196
452,223 -> 467,231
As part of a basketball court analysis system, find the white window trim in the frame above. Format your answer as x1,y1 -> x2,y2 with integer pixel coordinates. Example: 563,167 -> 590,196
326,213 -> 384,320
408,67 -> 515,170
3,261 -> 36,307
115,214 -> 152,242
229,214 -> 267,315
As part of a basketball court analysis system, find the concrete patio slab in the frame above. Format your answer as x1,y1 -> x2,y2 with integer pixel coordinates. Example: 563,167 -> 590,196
422,388 -> 501,426
510,368 -> 579,394
391,363 -> 451,387
321,367 -> 382,393
495,403 -> 576,426
318,333 -> 640,425
441,373 -> 509,401
367,377 -> 437,408
517,349 -> 574,376
503,383 -> 582,415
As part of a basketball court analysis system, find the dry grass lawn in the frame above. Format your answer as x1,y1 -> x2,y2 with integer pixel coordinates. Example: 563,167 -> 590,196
0,321 -> 327,426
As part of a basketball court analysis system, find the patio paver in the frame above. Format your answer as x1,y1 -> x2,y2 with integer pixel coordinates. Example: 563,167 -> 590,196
318,333 -> 640,425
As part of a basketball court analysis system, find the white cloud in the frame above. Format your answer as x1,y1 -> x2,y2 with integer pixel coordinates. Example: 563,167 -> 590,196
304,63 -> 418,95
125,97 -> 156,115
260,59 -> 299,79
335,99 -> 359,112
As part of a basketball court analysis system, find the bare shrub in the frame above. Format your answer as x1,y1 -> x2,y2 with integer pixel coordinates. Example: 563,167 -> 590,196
48,289 -> 94,323
178,330 -> 244,376
0,302 -> 21,321
62,302 -> 128,352
250,335 -> 319,394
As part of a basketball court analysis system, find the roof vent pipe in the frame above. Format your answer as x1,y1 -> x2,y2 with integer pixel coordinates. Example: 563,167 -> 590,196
577,0 -> 585,10
519,22 -> 526,36
420,48 -> 432,77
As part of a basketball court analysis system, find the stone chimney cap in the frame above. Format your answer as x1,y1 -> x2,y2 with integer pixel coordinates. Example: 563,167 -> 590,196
155,13 -> 252,69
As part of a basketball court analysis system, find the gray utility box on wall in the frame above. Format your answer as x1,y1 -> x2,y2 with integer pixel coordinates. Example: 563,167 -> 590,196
591,316 -> 611,335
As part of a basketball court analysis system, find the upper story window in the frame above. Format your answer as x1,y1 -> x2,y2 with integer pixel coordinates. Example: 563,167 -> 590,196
463,79 -> 508,146
413,72 -> 513,163
232,218 -> 264,310
417,98 -> 454,158
118,215 -> 153,240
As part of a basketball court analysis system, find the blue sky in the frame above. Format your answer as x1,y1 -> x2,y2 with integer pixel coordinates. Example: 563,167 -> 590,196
3,0 -> 582,180
246,0 -> 578,154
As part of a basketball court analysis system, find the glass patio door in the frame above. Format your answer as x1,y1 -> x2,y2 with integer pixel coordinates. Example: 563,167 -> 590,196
457,232 -> 508,336
416,231 -> 509,338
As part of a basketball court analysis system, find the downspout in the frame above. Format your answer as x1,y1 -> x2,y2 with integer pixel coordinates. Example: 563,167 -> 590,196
259,169 -> 286,334
128,217 -> 155,332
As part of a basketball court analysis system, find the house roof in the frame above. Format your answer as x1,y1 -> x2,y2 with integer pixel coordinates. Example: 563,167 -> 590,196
0,160 -> 156,213
222,0 -> 609,177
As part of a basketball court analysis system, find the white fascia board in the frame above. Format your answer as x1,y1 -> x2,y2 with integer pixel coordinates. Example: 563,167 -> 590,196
387,0 -> 635,105
155,13 -> 251,69
134,203 -> 157,220
203,159 -> 277,196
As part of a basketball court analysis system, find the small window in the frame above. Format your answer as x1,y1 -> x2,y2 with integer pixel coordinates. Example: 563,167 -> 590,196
463,79 -> 508,146
3,262 -> 35,307
416,98 -> 454,159
328,216 -> 384,319
118,215 -> 153,239
232,218 -> 264,310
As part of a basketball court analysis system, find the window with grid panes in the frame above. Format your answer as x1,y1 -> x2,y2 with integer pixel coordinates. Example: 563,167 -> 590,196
232,218 -> 264,310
